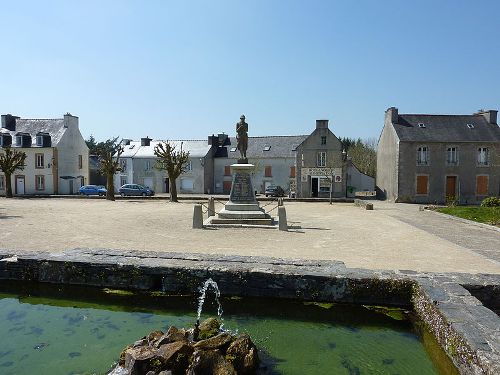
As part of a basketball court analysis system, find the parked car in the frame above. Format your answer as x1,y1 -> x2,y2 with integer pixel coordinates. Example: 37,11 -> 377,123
119,184 -> 155,197
265,185 -> 285,197
79,185 -> 107,196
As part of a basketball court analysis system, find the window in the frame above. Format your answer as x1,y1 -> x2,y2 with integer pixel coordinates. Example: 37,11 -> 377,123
35,153 -> 44,169
0,175 -> 4,190
416,175 -> 429,195
477,147 -> 489,166
467,123 -> 474,129
265,166 -> 272,177
317,152 -> 326,167
416,146 -> 429,166
35,175 -> 45,191
80,177 -> 85,187
16,136 -> 22,146
78,155 -> 83,169
36,135 -> 43,146
476,176 -> 488,196
321,136 -> 326,145
145,160 -> 151,171
224,166 -> 231,176
185,160 -> 192,171
446,147 -> 458,165
263,145 -> 271,151
290,166 -> 296,178
418,123 -> 426,128
120,177 -> 127,186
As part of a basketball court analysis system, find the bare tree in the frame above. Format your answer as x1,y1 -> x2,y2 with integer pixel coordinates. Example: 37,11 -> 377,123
154,141 -> 190,202
348,137 -> 377,177
0,147 -> 27,198
96,137 -> 124,201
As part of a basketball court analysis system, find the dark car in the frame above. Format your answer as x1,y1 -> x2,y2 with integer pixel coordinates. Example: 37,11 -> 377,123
79,185 -> 107,196
265,185 -> 285,197
119,184 -> 155,197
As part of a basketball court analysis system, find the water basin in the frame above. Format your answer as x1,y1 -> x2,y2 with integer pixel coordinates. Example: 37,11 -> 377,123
0,282 -> 457,375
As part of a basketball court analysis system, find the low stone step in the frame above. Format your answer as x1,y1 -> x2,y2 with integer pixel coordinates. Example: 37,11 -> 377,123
217,209 -> 270,219
209,218 -> 274,225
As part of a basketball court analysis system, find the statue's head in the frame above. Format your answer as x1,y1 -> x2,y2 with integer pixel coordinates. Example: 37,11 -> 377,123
240,114 -> 245,121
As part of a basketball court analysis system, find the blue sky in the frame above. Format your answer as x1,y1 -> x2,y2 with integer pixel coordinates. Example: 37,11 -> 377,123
1,1 -> 499,142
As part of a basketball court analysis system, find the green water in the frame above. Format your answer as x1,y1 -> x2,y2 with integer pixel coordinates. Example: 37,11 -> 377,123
0,283 -> 456,375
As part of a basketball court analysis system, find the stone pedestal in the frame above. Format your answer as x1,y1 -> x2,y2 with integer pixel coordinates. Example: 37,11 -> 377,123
209,164 -> 273,225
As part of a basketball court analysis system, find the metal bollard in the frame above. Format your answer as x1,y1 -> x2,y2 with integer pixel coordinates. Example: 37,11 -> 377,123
208,196 -> 215,218
193,204 -> 203,229
278,206 -> 288,231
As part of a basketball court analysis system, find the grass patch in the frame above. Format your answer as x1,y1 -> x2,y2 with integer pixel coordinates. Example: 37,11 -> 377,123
436,206 -> 500,226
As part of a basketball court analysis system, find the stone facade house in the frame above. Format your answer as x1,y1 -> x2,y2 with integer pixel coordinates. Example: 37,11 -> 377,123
0,113 -> 89,195
114,137 -> 215,194
295,120 -> 347,198
377,107 -> 500,204
212,134 -> 307,195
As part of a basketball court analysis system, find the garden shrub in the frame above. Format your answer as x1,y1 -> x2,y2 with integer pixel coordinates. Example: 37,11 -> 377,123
481,196 -> 500,207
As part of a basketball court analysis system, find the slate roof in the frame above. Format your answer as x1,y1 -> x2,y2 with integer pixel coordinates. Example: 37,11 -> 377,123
224,135 -> 307,159
0,118 -> 67,146
120,140 -> 212,158
393,114 -> 500,143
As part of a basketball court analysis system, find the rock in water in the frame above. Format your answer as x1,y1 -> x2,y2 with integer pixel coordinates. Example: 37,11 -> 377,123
187,349 -> 236,375
198,317 -> 221,340
226,334 -> 260,374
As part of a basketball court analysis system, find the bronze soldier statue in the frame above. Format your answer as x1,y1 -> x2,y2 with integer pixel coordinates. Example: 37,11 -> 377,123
236,114 -> 248,162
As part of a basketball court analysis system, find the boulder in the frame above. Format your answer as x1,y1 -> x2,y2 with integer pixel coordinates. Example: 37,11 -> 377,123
226,334 -> 259,374
157,341 -> 194,373
198,317 -> 221,340
194,332 -> 233,351
124,345 -> 161,375
147,330 -> 164,344
187,349 -> 237,375
155,326 -> 188,348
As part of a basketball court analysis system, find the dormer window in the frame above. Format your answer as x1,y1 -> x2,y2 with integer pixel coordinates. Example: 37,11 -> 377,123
418,123 -> 426,128
16,136 -> 22,146
36,135 -> 43,146
467,123 -> 474,129
263,145 -> 271,151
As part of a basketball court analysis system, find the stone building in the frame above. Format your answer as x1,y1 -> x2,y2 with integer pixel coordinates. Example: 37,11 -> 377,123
377,107 -> 500,204
0,113 -> 89,195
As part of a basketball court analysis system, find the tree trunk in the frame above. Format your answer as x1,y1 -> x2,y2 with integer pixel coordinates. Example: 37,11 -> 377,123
169,178 -> 178,202
106,173 -> 115,201
5,173 -> 13,198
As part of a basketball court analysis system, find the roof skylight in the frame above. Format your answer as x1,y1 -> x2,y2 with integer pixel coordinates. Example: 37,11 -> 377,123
263,145 -> 271,151
418,123 -> 426,128
467,123 -> 474,129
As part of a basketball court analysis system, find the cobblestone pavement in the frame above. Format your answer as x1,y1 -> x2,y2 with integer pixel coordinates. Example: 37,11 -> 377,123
372,201 -> 500,264
0,197 -> 498,274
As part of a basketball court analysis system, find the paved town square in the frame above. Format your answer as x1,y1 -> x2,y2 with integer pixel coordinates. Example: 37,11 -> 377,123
1,197 -> 498,274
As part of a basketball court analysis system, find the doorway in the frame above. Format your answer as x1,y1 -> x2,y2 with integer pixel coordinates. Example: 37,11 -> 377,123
164,178 -> 170,193
15,176 -> 25,195
69,180 -> 74,195
311,177 -> 319,198
446,176 -> 457,199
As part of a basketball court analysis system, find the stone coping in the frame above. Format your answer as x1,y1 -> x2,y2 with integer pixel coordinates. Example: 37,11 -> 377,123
0,248 -> 498,374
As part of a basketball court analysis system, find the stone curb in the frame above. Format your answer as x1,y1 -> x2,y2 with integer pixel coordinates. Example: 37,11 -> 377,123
0,248 -> 499,374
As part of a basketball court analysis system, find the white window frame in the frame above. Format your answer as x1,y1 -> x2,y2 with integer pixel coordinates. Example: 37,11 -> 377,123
446,146 -> 459,165
36,135 -> 43,146
145,160 -> 151,171
416,146 -> 429,166
185,160 -> 192,171
477,147 -> 489,166
120,177 -> 127,186
35,175 -> 45,191
317,152 -> 326,167
120,159 -> 127,172
15,136 -> 22,146
35,153 -> 44,168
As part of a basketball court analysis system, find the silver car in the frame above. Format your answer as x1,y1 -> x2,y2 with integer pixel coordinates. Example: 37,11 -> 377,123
119,184 -> 155,197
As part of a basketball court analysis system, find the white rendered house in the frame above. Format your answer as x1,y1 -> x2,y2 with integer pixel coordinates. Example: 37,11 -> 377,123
0,113 -> 89,195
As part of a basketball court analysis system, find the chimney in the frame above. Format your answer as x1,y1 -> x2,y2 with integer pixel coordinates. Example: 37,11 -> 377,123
141,137 -> 152,146
63,112 -> 79,129
476,109 -> 498,125
1,114 -> 19,131
385,107 -> 398,124
315,119 -> 329,129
